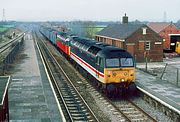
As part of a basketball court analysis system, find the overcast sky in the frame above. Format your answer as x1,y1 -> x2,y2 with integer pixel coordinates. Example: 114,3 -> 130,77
0,0 -> 180,22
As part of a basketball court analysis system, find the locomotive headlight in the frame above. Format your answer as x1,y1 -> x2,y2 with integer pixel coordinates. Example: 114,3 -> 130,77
121,79 -> 125,82
112,71 -> 117,77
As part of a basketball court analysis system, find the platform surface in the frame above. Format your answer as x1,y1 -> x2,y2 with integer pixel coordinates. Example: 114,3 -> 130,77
136,69 -> 180,112
8,33 -> 64,122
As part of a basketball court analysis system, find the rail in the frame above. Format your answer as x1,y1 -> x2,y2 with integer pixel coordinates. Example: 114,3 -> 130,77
34,31 -> 99,122
112,98 -> 157,122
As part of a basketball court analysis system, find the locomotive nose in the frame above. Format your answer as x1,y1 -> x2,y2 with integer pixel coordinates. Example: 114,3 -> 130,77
105,68 -> 135,84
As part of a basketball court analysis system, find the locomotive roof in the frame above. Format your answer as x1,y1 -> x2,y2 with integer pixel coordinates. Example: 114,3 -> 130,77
40,26 -> 133,58
71,37 -> 133,58
57,32 -> 68,38
57,31 -> 76,39
97,47 -> 133,58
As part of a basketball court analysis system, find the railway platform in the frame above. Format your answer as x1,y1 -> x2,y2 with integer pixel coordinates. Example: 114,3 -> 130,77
8,32 -> 65,121
136,69 -> 180,115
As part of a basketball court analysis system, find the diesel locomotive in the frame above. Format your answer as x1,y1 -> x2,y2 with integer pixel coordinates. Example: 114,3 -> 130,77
40,26 -> 136,95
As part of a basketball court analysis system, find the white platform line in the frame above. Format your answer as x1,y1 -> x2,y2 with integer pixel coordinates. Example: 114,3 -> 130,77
137,86 -> 180,115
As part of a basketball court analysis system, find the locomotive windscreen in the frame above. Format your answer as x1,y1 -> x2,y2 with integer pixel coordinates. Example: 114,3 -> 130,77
105,58 -> 133,68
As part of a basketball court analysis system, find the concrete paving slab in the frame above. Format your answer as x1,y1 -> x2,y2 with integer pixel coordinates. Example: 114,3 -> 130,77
136,69 -> 180,111
8,33 -> 64,122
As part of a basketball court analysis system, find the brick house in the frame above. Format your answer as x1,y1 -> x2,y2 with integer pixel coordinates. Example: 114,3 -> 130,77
96,16 -> 163,62
147,22 -> 180,52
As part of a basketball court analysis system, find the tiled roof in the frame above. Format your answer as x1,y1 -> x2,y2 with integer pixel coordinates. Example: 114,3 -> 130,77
96,23 -> 143,40
147,22 -> 170,33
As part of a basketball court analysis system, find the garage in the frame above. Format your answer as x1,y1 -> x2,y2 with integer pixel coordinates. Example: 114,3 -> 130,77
169,34 -> 180,52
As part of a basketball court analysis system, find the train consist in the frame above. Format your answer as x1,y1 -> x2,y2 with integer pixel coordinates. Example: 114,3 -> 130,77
39,26 -> 136,95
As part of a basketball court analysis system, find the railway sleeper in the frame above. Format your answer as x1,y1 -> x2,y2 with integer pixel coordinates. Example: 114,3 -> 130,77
120,107 -> 135,111
128,114 -> 144,117
68,107 -> 80,110
123,111 -> 141,114
67,104 -> 80,107
71,113 -> 88,117
65,101 -> 75,104
63,95 -> 74,98
72,116 -> 87,120
131,118 -> 148,121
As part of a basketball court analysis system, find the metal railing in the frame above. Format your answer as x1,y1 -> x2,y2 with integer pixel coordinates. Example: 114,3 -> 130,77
161,63 -> 180,87
0,35 -> 24,75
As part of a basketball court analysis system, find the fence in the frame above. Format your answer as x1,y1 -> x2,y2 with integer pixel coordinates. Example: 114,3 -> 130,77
160,63 -> 180,87
0,36 -> 24,75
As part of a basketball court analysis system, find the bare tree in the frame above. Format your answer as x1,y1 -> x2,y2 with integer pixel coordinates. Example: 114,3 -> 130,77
83,21 -> 96,39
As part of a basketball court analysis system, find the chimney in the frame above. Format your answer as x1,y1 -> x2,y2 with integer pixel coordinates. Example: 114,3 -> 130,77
122,13 -> 128,24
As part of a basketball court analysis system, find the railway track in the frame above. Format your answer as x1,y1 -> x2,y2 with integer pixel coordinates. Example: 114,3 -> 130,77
85,81 -> 157,122
112,98 -> 157,122
33,31 -> 99,122
34,30 -> 157,122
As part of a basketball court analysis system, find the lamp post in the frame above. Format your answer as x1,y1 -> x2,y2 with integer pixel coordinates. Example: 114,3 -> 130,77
144,51 -> 148,72
145,52 -> 148,72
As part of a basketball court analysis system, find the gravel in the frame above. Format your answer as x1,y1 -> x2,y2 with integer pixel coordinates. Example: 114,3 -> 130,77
21,32 -> 175,122
130,96 -> 173,122
2,31 -> 176,122
46,39 -> 173,122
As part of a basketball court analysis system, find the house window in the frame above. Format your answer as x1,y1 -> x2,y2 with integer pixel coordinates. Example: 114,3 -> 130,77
142,27 -> 147,35
145,41 -> 150,50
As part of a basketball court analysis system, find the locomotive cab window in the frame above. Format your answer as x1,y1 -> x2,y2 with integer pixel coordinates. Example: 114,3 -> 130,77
96,57 -> 104,68
120,58 -> 133,67
106,58 -> 120,68
100,58 -> 104,68
106,58 -> 134,68
96,57 -> 100,65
